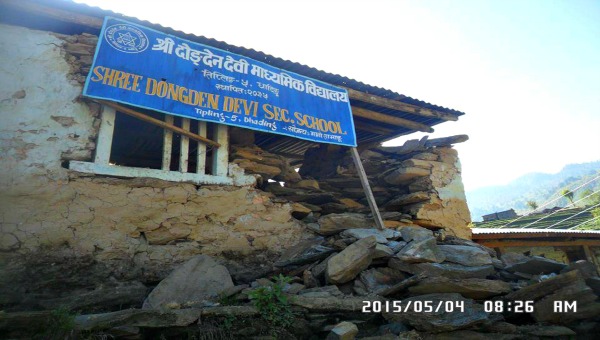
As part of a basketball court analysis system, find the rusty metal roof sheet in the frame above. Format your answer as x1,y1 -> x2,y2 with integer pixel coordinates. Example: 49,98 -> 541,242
471,228 -> 600,239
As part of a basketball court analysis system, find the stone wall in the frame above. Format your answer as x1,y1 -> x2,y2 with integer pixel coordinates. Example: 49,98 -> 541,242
0,24 -> 310,308
0,23 -> 472,310
271,137 -> 473,239
397,146 -> 472,239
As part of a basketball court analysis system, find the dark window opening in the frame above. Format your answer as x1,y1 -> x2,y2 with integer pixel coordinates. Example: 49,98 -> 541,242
109,109 -> 216,175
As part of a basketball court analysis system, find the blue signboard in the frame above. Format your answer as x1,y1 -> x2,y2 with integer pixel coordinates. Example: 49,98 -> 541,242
83,17 -> 357,147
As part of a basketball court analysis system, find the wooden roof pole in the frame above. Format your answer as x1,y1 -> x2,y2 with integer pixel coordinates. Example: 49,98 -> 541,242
98,100 -> 221,148
350,148 -> 385,230
351,106 -> 434,133
354,121 -> 395,135
345,88 -> 459,121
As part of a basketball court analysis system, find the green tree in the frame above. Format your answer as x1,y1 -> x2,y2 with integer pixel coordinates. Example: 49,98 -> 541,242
578,207 -> 600,230
526,200 -> 538,211
579,188 -> 600,206
561,189 -> 575,204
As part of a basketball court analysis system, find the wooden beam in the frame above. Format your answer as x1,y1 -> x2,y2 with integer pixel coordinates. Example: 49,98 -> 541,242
94,105 -> 116,164
345,88 -> 459,122
70,161 -> 235,186
269,151 -> 304,161
1,0 -> 104,28
350,148 -> 384,230
260,136 -> 295,151
351,106 -> 434,133
212,124 -> 229,177
377,134 -> 470,155
179,118 -> 190,172
161,115 -> 174,170
196,121 -> 207,174
97,100 -> 220,148
475,240 -> 600,248
354,121 -> 395,135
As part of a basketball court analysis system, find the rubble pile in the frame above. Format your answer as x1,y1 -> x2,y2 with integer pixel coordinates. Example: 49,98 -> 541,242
3,24 -> 596,340
2,224 -> 598,339
231,135 -> 472,239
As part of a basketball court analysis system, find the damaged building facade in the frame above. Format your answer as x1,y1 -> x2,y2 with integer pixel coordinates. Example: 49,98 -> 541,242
0,0 -> 470,309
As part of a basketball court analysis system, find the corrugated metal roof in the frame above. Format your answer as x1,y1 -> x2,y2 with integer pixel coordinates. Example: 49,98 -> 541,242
0,0 -> 467,157
472,228 -> 600,239
1,0 -> 465,118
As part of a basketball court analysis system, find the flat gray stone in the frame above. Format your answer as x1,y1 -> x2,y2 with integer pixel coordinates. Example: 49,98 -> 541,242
413,262 -> 495,279
399,226 -> 433,242
438,245 -> 492,267
442,236 -> 497,258
358,267 -> 408,294
143,255 -> 233,309
409,277 -> 511,299
316,213 -> 373,235
340,228 -> 401,243
274,237 -> 334,267
520,325 -> 576,337
326,321 -> 358,340
388,257 -> 418,274
372,244 -> 395,259
396,237 -> 445,263
504,256 -> 567,275
299,285 -> 344,298
326,236 -> 377,284
385,240 -> 407,253
560,260 -> 597,279
500,252 -> 529,267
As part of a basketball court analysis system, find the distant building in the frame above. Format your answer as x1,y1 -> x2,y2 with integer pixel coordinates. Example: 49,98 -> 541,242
472,228 -> 600,274
482,208 -> 518,221
540,206 -> 562,214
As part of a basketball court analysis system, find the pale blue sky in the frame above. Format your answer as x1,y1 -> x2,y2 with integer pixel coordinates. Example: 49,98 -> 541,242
75,0 -> 600,190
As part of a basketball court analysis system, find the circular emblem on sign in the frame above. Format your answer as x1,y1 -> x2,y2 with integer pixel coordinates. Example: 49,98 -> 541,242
104,24 -> 149,53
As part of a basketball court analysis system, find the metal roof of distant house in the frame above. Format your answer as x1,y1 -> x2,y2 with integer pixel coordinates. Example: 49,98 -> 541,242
472,228 -> 600,239
472,228 -> 600,248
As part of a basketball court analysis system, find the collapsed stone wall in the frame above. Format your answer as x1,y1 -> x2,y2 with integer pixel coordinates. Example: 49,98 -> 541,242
0,24 -> 310,308
0,23 -> 470,312
231,136 -> 472,239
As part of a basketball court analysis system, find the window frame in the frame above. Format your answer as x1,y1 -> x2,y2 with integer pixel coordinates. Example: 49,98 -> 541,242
69,104 -> 255,186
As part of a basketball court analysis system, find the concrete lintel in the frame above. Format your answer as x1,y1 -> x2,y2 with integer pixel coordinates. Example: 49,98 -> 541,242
69,161 -> 255,186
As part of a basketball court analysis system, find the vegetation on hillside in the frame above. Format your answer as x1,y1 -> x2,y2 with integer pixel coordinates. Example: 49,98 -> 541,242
467,161 -> 600,222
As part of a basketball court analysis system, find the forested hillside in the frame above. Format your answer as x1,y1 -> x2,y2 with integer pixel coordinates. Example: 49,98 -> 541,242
467,161 -> 600,222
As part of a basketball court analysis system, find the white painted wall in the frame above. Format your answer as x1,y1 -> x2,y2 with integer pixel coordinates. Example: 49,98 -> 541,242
0,24 -> 307,287
0,23 -> 97,194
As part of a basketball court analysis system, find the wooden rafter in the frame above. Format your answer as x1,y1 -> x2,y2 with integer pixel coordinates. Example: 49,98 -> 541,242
346,88 -> 459,122
351,106 -> 434,133
354,121 -> 395,135
98,100 -> 221,148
